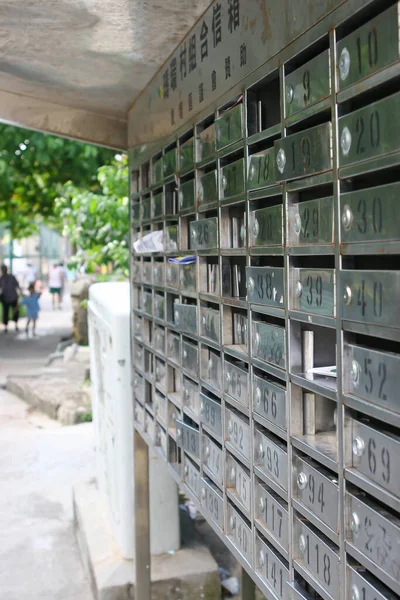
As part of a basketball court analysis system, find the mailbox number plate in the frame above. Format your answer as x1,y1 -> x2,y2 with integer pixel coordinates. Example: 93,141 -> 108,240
215,104 -> 243,149
182,340 -> 198,376
184,455 -> 200,498
201,478 -> 224,530
190,217 -> 218,250
201,348 -> 221,389
337,4 -> 400,90
294,517 -> 340,600
292,268 -> 335,317
224,361 -> 249,407
155,393 -> 168,426
179,179 -> 195,212
250,205 -> 283,248
227,503 -> 252,565
344,343 -> 400,416
341,270 -> 400,329
154,294 -> 165,321
183,378 -> 200,417
180,263 -> 196,292
248,147 -> 277,190
350,419 -> 400,498
341,182 -> 400,245
347,565 -> 398,600
339,91 -> 400,167
197,124 -> 216,162
290,197 -> 334,246
165,225 -> 179,252
179,138 -> 194,172
226,453 -> 252,514
163,148 -> 176,178
176,420 -> 200,459
347,492 -> 400,592
253,374 -> 286,432
202,434 -> 223,485
275,122 -> 332,181
200,393 -> 222,438
252,321 -> 286,370
220,158 -> 245,200
246,266 -> 285,308
256,483 -> 289,554
293,455 -> 339,533
285,49 -> 330,117
201,306 -> 220,343
198,170 -> 218,206
255,430 -> 288,492
226,409 -> 250,461
153,192 -> 163,218
255,533 -> 290,600
167,332 -> 180,362
174,304 -> 197,335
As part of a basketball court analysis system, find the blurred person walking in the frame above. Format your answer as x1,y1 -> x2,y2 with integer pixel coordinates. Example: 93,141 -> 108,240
0,265 -> 21,333
48,263 -> 64,310
21,283 -> 41,337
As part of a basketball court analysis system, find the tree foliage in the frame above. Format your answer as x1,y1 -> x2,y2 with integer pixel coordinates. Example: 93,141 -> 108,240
55,156 -> 129,276
0,124 -> 115,239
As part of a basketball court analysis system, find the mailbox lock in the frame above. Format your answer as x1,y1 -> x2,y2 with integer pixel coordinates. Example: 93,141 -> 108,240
183,349 -> 188,359
178,190 -> 184,207
340,126 -> 352,156
352,436 -> 365,457
350,511 -> 360,534
230,467 -> 236,483
258,550 -> 266,567
286,84 -> 294,104
183,387 -> 190,400
228,420 -> 233,435
294,213 -> 301,234
258,443 -> 265,459
177,427 -> 182,439
225,371 -> 232,385
258,497 -> 265,513
297,472 -> 308,490
254,332 -> 261,350
200,400 -> 205,414
339,47 -> 351,81
155,366 -> 161,381
342,204 -> 353,230
221,175 -> 228,191
351,360 -> 360,385
184,465 -> 189,476
229,515 -> 236,530
299,534 -> 308,555
198,183 -> 204,202
202,315 -> 207,326
204,445 -> 210,457
295,281 -> 303,298
201,487 -> 206,500
174,310 -> 180,324
343,286 -> 352,306
255,387 -> 262,405
350,585 -> 360,600
276,149 -> 286,174
247,277 -> 255,294
253,218 -> 260,238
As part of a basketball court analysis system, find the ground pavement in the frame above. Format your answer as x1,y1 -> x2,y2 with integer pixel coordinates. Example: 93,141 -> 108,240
0,289 -> 94,600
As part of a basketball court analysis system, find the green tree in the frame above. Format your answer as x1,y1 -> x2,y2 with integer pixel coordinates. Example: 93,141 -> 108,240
55,155 -> 129,276
0,124 -> 115,239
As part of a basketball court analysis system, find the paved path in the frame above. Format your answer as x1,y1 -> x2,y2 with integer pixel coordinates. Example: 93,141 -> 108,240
0,388 -> 94,600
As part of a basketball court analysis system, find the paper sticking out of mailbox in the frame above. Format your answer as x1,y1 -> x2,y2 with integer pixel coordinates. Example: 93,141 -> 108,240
307,366 -> 337,378
168,256 -> 196,264
133,230 -> 164,254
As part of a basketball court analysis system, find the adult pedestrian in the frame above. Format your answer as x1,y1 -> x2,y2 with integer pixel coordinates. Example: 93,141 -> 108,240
0,265 -> 21,333
48,263 -> 64,310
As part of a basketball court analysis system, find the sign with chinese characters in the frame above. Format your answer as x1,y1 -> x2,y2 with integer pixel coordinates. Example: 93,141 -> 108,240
128,0 -> 345,147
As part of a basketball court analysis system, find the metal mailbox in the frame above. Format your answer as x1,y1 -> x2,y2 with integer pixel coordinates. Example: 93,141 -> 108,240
179,137 -> 194,172
252,321 -> 286,370
255,482 -> 289,555
248,147 -> 277,190
182,377 -> 200,418
153,191 -> 163,219
224,360 -> 249,407
200,306 -> 220,344
182,340 -> 198,377
197,124 -> 216,162
178,178 -> 195,212
291,268 -> 335,317
183,454 -> 200,498
250,205 -> 283,248
289,197 -> 334,246
163,148 -> 177,178
255,532 -> 290,600
285,50 -> 331,117
190,217 -> 218,250
200,478 -> 224,530
200,393 -> 222,438
220,158 -> 245,200
247,266 -> 285,308
202,433 -> 223,486
253,374 -> 286,433
176,420 -> 200,459
198,169 -> 218,207
254,428 -> 288,493
226,502 -> 252,566
173,304 -> 197,335
215,104 -> 243,149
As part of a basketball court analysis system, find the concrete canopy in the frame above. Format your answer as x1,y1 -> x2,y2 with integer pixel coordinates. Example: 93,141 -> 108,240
0,0 -> 212,149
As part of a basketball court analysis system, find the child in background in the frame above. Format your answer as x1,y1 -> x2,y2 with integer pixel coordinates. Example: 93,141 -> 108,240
21,284 -> 41,337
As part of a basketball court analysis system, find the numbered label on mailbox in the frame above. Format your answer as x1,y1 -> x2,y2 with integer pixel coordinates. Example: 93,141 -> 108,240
197,124 -> 216,162
226,453 -> 252,514
180,263 -> 196,292
227,503 -> 252,565
293,455 -> 339,534
350,419 -> 400,499
155,392 -> 168,427
252,321 -> 286,370
215,104 -> 243,149
153,192 -> 163,218
255,429 -> 288,492
174,304 -> 197,335
341,182 -> 400,245
190,217 -> 218,250
142,197 -> 151,221
200,306 -> 220,343
253,374 -> 286,432
248,147 -> 277,190
255,533 -> 290,600
182,340 -> 198,376
347,565 -> 398,600
220,158 -> 245,200
182,378 -> 200,418
256,483 -> 289,554
294,517 -> 340,600
275,122 -> 332,181
200,478 -> 223,530
201,348 -> 221,389
183,455 -> 200,498
179,179 -> 195,212
202,434 -> 223,485
341,270 -> 400,329
226,409 -> 250,461
198,169 -> 218,206
285,50 -> 330,117
250,205 -> 283,248
163,148 -> 176,178
344,344 -> 400,416
292,268 -> 335,317
346,492 -> 400,593
154,293 -> 165,321
176,420 -> 200,459
200,393 -> 222,438
179,137 -> 194,172
167,332 -> 180,363
290,197 -> 334,246
339,91 -> 400,167
337,4 -> 400,90
246,266 -> 285,308
224,361 -> 249,407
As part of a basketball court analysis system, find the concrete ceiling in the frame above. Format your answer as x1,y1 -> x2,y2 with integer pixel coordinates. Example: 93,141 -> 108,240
0,0 -> 212,147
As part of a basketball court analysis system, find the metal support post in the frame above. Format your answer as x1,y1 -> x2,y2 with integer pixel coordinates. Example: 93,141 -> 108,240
241,567 -> 255,600
134,430 -> 151,600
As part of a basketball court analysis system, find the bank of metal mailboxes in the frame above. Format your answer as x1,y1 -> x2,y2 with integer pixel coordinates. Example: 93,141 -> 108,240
130,0 -> 400,598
